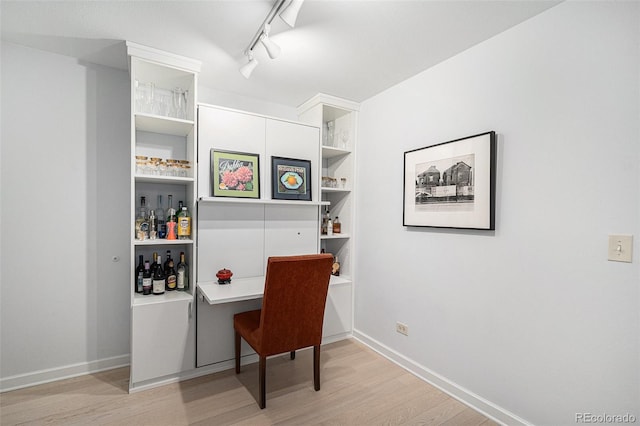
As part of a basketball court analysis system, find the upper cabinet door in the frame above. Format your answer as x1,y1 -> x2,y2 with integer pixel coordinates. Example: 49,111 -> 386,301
265,119 -> 320,201
198,106 -> 266,199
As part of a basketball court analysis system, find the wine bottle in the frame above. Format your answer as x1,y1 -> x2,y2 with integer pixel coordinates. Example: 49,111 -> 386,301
135,255 -> 144,293
163,250 -> 172,272
176,251 -> 189,291
177,206 -> 191,240
142,261 -> 152,295
150,252 -> 158,275
165,259 -> 177,291
152,255 -> 165,295
156,195 -> 166,238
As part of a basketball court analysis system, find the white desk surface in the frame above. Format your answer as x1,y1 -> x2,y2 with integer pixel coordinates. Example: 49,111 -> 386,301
197,275 -> 352,305
198,276 -> 265,305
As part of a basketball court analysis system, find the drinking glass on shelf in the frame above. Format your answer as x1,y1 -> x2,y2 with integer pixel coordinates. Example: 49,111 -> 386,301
339,128 -> 350,149
173,88 -> 187,119
144,82 -> 155,114
326,121 -> 335,147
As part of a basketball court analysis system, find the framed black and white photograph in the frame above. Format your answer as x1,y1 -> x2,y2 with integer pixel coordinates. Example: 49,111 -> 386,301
403,131 -> 496,230
271,156 -> 312,201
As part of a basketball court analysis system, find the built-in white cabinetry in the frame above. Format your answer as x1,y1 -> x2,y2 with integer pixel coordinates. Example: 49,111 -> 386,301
298,94 -> 359,340
196,104 -> 329,367
127,42 -> 200,391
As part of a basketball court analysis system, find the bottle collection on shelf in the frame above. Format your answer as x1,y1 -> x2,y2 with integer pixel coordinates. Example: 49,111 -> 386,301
320,208 -> 341,236
135,194 -> 191,241
135,250 -> 189,295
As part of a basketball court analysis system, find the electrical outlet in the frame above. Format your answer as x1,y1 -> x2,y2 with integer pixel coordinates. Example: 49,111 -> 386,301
396,322 -> 409,336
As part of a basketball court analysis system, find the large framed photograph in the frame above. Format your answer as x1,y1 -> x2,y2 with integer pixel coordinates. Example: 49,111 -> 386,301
211,149 -> 260,198
403,131 -> 496,230
271,156 -> 312,201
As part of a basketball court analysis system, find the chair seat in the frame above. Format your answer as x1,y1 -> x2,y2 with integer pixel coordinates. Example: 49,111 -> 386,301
233,309 -> 261,351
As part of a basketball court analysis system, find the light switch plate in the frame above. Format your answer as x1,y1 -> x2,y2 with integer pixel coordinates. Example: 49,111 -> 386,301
608,235 -> 633,263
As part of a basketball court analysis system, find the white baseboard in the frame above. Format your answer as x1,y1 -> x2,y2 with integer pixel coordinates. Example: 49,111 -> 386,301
0,354 -> 130,393
352,329 -> 531,426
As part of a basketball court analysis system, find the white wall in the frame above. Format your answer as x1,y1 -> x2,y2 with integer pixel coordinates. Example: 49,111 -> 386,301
355,2 -> 639,425
0,42 -> 131,388
0,41 -> 301,391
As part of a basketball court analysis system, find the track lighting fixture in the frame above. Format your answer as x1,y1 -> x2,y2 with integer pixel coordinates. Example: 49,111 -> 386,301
279,0 -> 305,28
259,24 -> 281,59
239,51 -> 259,79
238,0 -> 305,78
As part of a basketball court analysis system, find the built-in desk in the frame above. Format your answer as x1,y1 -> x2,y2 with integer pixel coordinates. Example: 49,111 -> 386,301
198,277 -> 265,305
198,275 -> 352,305
195,275 -> 352,368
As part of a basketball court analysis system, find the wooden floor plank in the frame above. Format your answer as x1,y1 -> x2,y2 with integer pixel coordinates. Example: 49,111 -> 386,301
0,339 -> 497,426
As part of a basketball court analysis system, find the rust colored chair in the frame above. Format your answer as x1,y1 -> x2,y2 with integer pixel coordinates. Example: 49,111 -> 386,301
233,253 -> 334,409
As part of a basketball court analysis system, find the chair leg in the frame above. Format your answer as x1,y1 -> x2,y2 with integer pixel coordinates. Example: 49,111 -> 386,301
313,345 -> 320,391
235,331 -> 241,374
290,350 -> 296,360
259,356 -> 266,409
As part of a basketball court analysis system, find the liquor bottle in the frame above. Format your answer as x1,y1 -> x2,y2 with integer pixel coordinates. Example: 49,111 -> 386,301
152,255 -> 165,295
176,252 -> 189,291
333,216 -> 341,234
321,208 -> 330,235
135,255 -> 145,293
135,196 -> 149,240
166,195 -> 177,240
332,255 -> 340,276
177,206 -> 191,240
156,195 -> 166,238
165,259 -> 177,291
142,261 -> 152,295
148,209 -> 157,239
327,216 -> 333,236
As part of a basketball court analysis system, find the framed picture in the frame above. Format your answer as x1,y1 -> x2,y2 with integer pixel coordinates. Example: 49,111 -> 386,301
211,149 -> 260,198
271,156 -> 312,201
403,131 -> 496,230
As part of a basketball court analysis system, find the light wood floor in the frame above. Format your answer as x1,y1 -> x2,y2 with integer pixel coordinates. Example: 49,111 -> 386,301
1,339 -> 498,425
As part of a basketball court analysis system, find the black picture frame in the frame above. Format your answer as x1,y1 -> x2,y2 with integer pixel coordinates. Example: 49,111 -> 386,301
403,131 -> 496,230
271,156 -> 312,201
211,149 -> 260,199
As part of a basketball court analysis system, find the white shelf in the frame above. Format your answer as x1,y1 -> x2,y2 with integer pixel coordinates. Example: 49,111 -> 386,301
329,275 -> 352,286
321,187 -> 351,193
135,113 -> 194,137
322,146 -> 351,159
134,238 -> 194,246
133,290 -> 193,306
135,175 -> 194,184
198,197 -> 329,206
321,233 -> 350,240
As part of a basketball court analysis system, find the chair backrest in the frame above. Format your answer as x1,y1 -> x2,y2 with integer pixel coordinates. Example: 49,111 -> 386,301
258,253 -> 334,356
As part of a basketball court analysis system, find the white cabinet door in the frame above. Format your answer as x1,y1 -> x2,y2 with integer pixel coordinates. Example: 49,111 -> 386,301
131,299 -> 195,385
196,294 -> 262,367
323,283 -> 353,339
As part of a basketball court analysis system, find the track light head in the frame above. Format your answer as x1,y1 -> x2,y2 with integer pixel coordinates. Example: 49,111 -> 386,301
260,24 -> 281,59
280,0 -> 304,27
239,51 -> 259,79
